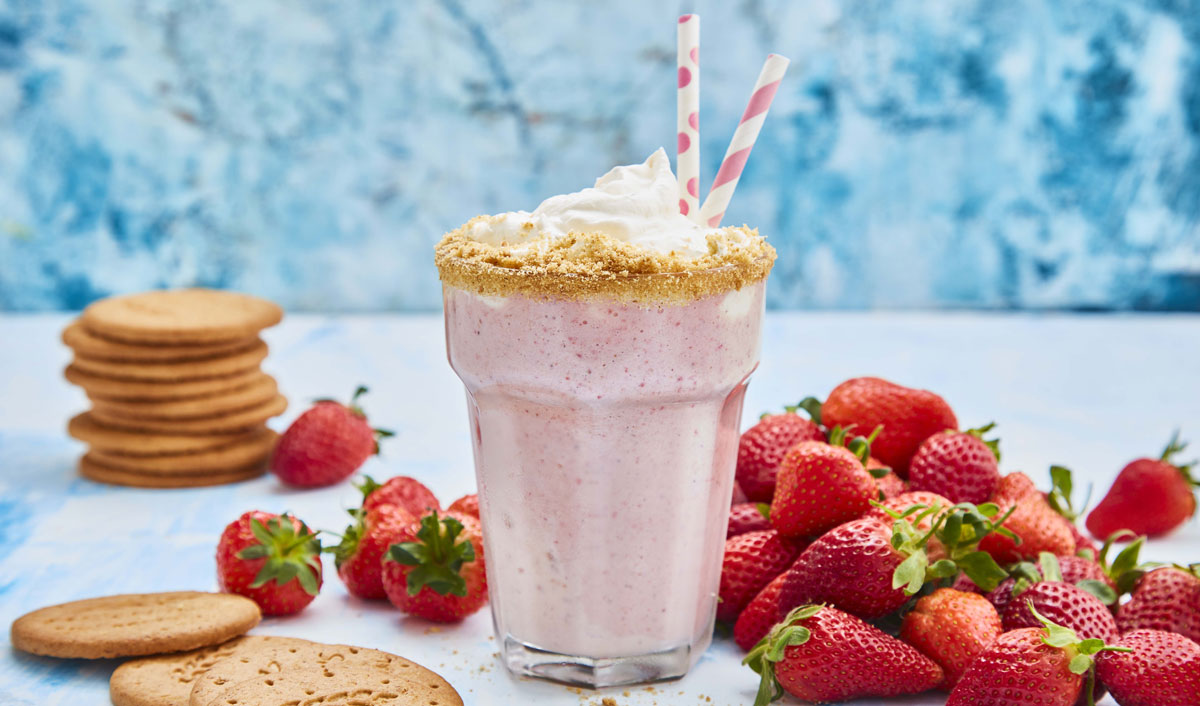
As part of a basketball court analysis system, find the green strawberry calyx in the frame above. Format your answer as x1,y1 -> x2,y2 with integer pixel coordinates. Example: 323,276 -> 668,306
827,425 -> 885,475
743,604 -> 824,706
327,508 -> 367,570
1029,603 -> 1130,706
1160,430 -> 1198,492
1005,552 -> 1119,605
1095,531 -> 1147,595
782,396 -> 823,425
883,501 -> 1015,596
236,513 -> 323,596
963,422 -> 1002,462
356,474 -> 383,504
386,511 -> 476,597
1046,464 -> 1093,525
315,386 -> 396,454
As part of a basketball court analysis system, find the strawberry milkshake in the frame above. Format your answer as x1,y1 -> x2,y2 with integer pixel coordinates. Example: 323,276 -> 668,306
436,149 -> 775,687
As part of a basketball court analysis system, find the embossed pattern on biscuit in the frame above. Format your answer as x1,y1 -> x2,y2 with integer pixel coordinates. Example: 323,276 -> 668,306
190,643 -> 461,706
109,636 -> 307,706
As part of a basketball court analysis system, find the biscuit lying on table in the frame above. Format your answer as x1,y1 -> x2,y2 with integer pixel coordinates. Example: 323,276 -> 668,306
10,592 -> 261,659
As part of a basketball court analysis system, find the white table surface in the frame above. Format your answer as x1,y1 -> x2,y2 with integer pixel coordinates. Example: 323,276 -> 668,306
1,311 -> 1197,706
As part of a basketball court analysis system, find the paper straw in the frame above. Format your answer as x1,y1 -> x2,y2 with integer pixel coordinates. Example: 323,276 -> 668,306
700,53 -> 790,228
676,14 -> 701,222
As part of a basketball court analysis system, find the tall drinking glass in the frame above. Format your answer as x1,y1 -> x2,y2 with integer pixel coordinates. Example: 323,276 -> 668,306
439,255 -> 770,688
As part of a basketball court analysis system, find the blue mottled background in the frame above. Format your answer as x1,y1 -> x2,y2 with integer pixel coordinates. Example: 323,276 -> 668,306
0,0 -> 1197,311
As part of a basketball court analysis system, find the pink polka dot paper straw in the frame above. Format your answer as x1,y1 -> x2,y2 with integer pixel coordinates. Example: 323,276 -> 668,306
700,53 -> 790,228
677,14 -> 701,222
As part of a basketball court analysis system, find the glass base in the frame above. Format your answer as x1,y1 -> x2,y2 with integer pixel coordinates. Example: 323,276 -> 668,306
500,634 -> 695,688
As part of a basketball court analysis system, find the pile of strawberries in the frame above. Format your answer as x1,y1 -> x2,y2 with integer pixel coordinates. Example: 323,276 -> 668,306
214,388 -> 489,624
214,477 -> 487,622
723,376 -> 1199,706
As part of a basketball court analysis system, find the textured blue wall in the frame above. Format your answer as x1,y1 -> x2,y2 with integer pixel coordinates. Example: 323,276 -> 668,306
0,0 -> 1198,312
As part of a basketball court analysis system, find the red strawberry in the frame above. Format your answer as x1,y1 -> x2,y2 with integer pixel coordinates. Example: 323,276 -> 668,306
979,472 -> 1074,564
947,610 -> 1126,706
717,530 -> 802,622
1087,433 -> 1197,539
734,572 -> 788,651
1118,566 -> 1200,643
770,439 -> 877,539
728,503 -> 771,539
745,604 -> 943,705
821,377 -> 957,477
381,510 -> 486,623
360,475 -> 440,516
736,407 -> 825,502
987,552 -> 1122,617
1095,629 -> 1200,706
900,588 -> 1003,689
446,493 -> 479,519
776,517 -> 911,620
331,503 -> 415,600
908,425 -> 1001,504
1000,581 -> 1119,641
216,511 -> 323,616
271,386 -> 394,487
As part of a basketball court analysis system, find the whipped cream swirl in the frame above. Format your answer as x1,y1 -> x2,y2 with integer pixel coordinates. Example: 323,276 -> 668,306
467,149 -> 743,259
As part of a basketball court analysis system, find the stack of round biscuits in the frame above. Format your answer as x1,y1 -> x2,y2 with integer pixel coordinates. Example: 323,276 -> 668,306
63,289 -> 287,488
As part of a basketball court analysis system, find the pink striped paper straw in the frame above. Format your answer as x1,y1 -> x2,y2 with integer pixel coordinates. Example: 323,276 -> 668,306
677,14 -> 701,222
700,53 -> 790,228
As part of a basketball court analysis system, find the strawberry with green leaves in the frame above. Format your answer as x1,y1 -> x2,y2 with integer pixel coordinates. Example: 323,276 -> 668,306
999,578 -> 1120,642
216,511 -> 323,616
271,386 -> 395,487
330,503 -> 415,600
1087,432 -> 1198,539
735,401 -> 826,502
769,428 -> 884,539
900,587 -> 1002,690
381,510 -> 486,623
820,377 -> 958,477
745,604 -> 943,704
908,423 -> 1001,504
948,604 -> 1129,706
777,501 -> 1011,621
1095,629 -> 1200,706
988,548 -> 1141,615
1117,564 -> 1200,644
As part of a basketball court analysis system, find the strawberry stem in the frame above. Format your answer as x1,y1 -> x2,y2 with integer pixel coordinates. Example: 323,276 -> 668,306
386,511 -> 476,597
236,514 -> 323,596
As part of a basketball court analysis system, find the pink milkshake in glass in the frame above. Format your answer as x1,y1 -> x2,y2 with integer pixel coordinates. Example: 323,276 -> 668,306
435,149 -> 775,687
